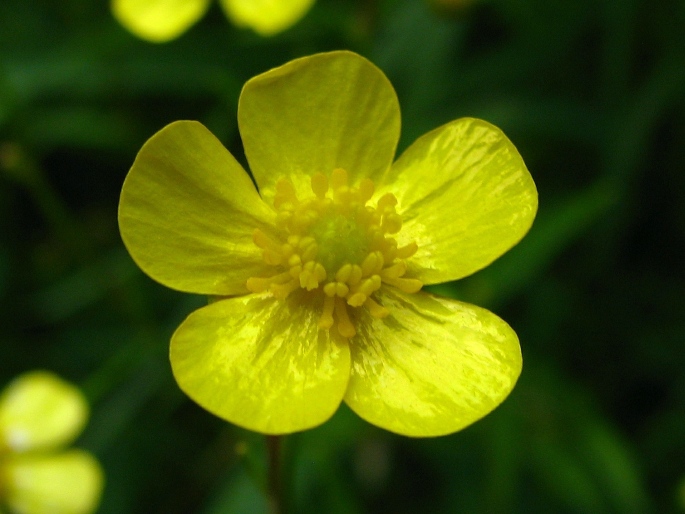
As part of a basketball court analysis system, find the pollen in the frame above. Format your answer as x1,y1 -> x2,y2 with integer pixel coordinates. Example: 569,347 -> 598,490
247,169 -> 422,338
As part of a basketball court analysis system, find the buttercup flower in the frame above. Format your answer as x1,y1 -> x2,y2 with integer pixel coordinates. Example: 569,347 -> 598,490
0,371 -> 103,514
118,51 -> 538,437
112,0 -> 315,42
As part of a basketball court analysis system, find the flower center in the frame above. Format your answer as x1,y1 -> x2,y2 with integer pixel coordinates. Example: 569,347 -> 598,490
247,168 -> 421,338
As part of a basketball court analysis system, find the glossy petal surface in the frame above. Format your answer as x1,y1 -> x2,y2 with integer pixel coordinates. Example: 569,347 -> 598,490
3,450 -> 103,514
381,117 -> 538,284
112,0 -> 211,42
345,288 -> 522,437
0,372 -> 87,453
119,121 -> 275,296
170,292 -> 350,434
219,0 -> 314,35
238,51 -> 400,202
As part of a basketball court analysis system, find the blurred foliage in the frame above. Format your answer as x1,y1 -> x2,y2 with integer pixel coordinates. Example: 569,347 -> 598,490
1,0 -> 684,512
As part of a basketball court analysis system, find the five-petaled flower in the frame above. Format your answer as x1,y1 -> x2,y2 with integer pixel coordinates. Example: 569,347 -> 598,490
118,51 -> 538,437
112,0 -> 315,42
0,371 -> 103,514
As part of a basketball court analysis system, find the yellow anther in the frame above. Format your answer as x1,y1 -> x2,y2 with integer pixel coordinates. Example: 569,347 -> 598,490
314,263 -> 327,282
381,261 -> 407,280
299,269 -> 319,290
384,277 -> 423,293
253,229 -> 280,251
274,179 -> 298,208
319,296 -> 335,329
323,283 -> 337,297
361,251 -> 384,276
358,178 -> 375,203
396,242 -> 418,259
271,279 -> 300,299
358,275 -> 382,296
323,282 -> 349,297
377,193 -> 397,209
335,264 -> 352,283
366,297 -> 390,318
382,213 -> 402,234
298,236 -> 316,248
280,244 -> 294,258
246,277 -> 271,293
348,265 -> 363,286
288,254 -> 301,267
330,168 -> 348,190
301,242 -> 318,262
346,292 -> 367,307
263,249 -> 282,266
335,298 -> 356,338
311,173 -> 329,199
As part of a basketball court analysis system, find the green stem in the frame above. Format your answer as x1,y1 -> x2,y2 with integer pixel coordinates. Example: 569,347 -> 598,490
267,435 -> 284,514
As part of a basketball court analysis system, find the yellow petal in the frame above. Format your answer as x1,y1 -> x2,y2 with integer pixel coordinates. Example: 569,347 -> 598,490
119,121 -> 276,296
170,292 -> 350,434
111,0 -> 211,43
2,450 -> 104,514
0,372 -> 88,453
345,288 -> 522,437
219,0 -> 315,36
238,51 -> 400,202
382,117 -> 538,284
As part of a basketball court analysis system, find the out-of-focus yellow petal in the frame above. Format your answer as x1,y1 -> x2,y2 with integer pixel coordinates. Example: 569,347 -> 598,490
345,288 -> 521,437
219,0 -> 315,36
170,292 -> 350,434
381,117 -> 537,284
238,51 -> 401,202
119,121 -> 276,296
0,372 -> 87,453
112,0 -> 211,43
2,450 -> 103,514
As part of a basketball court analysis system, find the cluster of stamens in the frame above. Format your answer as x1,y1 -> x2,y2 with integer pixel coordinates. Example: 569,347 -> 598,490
247,168 -> 421,338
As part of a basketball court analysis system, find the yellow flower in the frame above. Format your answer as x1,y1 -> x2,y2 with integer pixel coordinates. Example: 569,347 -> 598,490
112,0 -> 315,42
0,371 -> 103,514
118,51 -> 538,437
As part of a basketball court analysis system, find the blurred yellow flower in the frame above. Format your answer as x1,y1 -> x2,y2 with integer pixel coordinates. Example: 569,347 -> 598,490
0,371 -> 103,514
112,0 -> 315,42
118,51 -> 538,436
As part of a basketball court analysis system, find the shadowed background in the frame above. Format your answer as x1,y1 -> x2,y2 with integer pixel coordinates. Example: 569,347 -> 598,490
1,0 -> 684,512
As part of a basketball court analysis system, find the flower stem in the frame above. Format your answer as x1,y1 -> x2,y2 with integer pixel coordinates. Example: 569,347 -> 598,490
267,435 -> 284,514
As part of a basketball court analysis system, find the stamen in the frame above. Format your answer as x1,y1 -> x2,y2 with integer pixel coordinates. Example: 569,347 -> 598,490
271,279 -> 300,299
330,168 -> 348,190
380,261 -> 407,280
377,193 -> 397,209
335,264 -> 352,283
247,169 -> 422,339
383,277 -> 423,293
274,179 -> 298,208
335,298 -> 356,338
381,213 -> 402,234
311,173 -> 329,199
396,242 -> 418,259
253,229 -> 281,252
358,178 -> 375,203
361,251 -> 384,276
246,277 -> 270,293
319,296 -> 335,329
365,297 -> 390,318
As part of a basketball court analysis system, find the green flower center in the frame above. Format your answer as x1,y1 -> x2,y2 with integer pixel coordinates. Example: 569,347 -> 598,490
247,168 -> 421,338
308,213 -> 370,273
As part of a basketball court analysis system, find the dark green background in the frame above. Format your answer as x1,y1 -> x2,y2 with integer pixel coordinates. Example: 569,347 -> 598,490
1,0 -> 684,512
